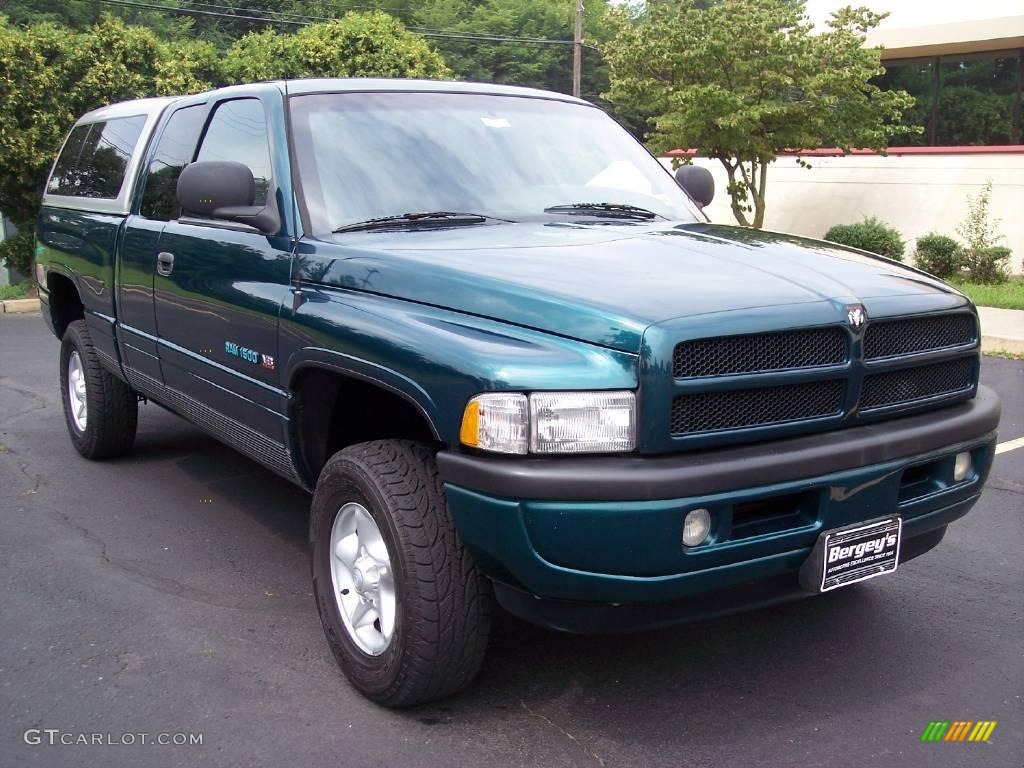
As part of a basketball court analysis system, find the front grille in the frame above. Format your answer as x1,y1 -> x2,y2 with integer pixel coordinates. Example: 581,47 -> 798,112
860,358 -> 974,410
671,379 -> 845,434
673,327 -> 847,378
863,313 -> 975,359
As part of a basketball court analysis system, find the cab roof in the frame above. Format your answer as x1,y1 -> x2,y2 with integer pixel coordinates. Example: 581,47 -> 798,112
274,78 -> 589,105
78,78 -> 589,121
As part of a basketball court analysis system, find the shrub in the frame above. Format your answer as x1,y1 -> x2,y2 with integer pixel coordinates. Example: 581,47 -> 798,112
0,230 -> 34,279
824,217 -> 905,261
913,233 -> 963,278
957,180 -> 1011,284
222,14 -> 451,83
968,246 -> 1011,284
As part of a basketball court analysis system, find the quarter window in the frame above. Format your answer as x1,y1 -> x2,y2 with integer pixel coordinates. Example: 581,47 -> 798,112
140,105 -> 207,221
195,99 -> 273,208
47,116 -> 147,198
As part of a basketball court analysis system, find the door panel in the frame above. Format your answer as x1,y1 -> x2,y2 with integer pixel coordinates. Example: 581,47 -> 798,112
151,95 -> 292,442
152,222 -> 292,438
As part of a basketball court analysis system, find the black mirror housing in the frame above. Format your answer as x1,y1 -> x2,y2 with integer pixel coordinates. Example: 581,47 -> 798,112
675,165 -> 715,209
176,161 -> 279,234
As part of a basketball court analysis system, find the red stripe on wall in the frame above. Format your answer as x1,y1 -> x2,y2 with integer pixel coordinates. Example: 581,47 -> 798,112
664,146 -> 1024,158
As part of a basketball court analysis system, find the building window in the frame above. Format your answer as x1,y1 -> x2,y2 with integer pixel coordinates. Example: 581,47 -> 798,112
874,58 -> 934,146
876,50 -> 1022,147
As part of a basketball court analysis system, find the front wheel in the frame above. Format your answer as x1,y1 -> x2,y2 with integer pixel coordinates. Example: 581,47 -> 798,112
310,440 -> 491,707
59,320 -> 138,459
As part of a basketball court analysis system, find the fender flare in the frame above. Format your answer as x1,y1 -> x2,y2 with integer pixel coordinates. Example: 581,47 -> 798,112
285,347 -> 443,442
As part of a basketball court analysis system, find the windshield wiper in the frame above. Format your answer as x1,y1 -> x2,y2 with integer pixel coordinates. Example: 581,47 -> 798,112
333,211 -> 506,233
543,202 -> 660,220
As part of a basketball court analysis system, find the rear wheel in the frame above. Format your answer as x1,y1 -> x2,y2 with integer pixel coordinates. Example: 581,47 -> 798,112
310,440 -> 491,707
59,320 -> 138,459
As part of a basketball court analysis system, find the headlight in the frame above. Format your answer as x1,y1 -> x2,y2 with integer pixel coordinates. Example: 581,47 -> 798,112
460,391 -> 636,454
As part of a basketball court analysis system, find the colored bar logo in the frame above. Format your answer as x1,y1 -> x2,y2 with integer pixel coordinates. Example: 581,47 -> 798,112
921,721 -> 997,742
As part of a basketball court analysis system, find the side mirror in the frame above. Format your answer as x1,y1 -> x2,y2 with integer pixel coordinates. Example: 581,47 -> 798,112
176,160 -> 279,234
675,165 -> 715,209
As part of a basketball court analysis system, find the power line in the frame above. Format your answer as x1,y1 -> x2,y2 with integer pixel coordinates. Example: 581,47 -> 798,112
91,0 -> 600,50
179,0 -> 418,22
96,0 -> 305,26
177,0 -> 591,45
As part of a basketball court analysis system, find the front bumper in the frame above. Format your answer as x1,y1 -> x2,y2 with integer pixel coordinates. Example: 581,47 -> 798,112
437,386 -> 1000,627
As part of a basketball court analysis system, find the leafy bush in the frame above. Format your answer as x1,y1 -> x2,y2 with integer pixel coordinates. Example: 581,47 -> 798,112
0,15 -> 452,257
968,246 -> 1011,284
0,230 -> 34,279
957,180 -> 1011,284
824,217 -> 905,261
913,233 -> 962,278
222,13 -> 451,83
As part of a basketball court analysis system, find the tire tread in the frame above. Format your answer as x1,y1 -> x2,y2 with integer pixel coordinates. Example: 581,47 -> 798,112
315,439 -> 491,707
61,320 -> 137,459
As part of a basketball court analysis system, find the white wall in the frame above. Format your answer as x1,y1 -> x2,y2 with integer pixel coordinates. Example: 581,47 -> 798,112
805,0 -> 1024,58
664,152 -> 1024,274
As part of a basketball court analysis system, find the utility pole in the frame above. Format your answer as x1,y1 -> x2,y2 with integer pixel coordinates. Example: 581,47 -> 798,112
572,0 -> 583,98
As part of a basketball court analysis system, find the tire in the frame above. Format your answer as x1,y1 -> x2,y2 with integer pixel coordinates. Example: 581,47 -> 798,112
59,319 -> 138,459
310,440 -> 491,707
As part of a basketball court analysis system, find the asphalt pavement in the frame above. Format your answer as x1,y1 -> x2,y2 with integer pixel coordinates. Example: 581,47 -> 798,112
1,313 -> 1021,768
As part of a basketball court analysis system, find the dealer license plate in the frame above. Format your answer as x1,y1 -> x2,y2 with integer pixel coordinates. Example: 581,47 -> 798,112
815,517 -> 902,592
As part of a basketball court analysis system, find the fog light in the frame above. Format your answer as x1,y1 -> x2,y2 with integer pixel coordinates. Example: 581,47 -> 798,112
953,451 -> 973,482
683,508 -> 712,547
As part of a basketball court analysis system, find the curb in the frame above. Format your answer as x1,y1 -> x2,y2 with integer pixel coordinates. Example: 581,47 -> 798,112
977,306 -> 1024,356
0,297 -> 40,314
981,336 -> 1024,355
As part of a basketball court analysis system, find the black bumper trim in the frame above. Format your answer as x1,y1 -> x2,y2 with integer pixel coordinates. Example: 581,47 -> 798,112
437,385 -> 1000,501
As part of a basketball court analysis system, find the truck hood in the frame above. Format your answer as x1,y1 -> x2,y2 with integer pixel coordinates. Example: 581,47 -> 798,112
303,222 -> 967,353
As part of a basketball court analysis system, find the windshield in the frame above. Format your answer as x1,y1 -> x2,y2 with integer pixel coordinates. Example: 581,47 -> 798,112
288,91 -> 702,233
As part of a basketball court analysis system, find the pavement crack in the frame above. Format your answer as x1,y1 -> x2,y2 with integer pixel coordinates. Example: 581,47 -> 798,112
989,477 -> 1024,495
0,442 -> 44,494
0,376 -> 50,422
520,700 -> 605,767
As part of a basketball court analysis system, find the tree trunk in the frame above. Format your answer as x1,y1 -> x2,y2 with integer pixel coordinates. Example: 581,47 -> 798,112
718,159 -> 751,227
751,156 -> 769,229
718,156 -> 772,228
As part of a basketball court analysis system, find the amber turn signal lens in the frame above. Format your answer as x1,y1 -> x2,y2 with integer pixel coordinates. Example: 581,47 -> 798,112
460,400 -> 481,447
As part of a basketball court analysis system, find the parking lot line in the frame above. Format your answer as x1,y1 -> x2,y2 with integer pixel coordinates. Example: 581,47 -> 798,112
995,436 -> 1024,455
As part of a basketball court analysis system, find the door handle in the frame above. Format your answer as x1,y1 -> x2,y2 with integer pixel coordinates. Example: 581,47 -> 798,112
156,251 -> 175,276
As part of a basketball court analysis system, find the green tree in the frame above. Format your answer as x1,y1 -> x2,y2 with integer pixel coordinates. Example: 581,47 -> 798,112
412,0 -> 616,101
0,0 -> 194,39
222,13 -> 451,82
0,16 -> 215,274
603,0 -> 918,228
2,0 -> 617,101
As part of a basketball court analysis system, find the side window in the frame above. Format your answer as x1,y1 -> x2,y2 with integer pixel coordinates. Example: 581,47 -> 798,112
47,116 -> 147,198
140,105 -> 206,221
195,99 -> 273,209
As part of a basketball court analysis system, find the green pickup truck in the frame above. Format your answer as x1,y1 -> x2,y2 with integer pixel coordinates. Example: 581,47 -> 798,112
35,78 -> 1001,707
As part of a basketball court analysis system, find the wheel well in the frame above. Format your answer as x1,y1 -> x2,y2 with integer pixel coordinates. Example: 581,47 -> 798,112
47,273 -> 84,339
292,368 -> 440,483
